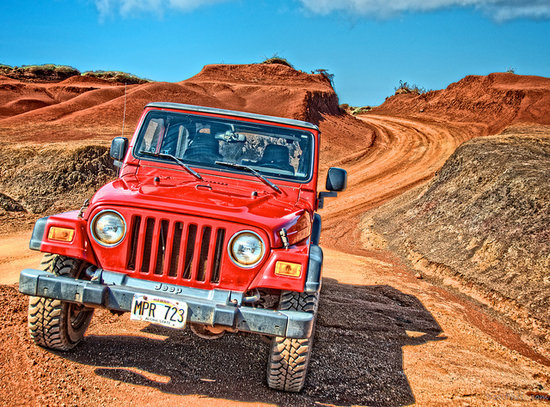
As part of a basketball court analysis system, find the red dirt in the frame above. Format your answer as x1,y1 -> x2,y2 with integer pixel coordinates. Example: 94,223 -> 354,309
373,72 -> 550,134
58,76 -> 113,86
0,64 -> 357,144
1,65 -> 550,405
320,72 -> 550,253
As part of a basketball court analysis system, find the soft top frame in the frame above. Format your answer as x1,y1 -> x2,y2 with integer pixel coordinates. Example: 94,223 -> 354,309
145,102 -> 319,131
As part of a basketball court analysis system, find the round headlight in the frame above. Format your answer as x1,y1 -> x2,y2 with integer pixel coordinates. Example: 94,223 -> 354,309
228,231 -> 265,268
91,210 -> 126,247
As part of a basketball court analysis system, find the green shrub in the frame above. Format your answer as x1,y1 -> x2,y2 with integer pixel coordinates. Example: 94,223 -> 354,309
261,55 -> 294,68
394,79 -> 428,95
351,106 -> 372,115
0,63 -> 12,74
82,70 -> 151,84
21,64 -> 80,76
312,68 -> 335,87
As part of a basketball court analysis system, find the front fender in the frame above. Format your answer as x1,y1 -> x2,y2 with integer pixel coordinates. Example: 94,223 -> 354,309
304,244 -> 323,292
247,243 -> 323,293
29,211 -> 97,265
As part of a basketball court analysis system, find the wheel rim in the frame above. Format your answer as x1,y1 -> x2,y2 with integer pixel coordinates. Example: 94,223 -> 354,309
68,262 -> 93,332
69,303 -> 89,330
66,303 -> 92,343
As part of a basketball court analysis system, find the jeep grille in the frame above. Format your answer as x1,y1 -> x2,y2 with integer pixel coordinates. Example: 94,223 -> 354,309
127,215 -> 226,284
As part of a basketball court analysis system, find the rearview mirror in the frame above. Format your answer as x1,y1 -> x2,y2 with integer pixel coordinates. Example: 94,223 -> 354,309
326,167 -> 347,191
318,167 -> 347,209
110,137 -> 128,168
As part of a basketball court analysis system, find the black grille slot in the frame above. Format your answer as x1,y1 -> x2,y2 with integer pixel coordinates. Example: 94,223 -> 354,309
154,220 -> 169,275
182,224 -> 197,279
168,222 -> 183,277
127,216 -> 141,270
211,228 -> 225,283
197,227 -> 212,282
141,218 -> 155,273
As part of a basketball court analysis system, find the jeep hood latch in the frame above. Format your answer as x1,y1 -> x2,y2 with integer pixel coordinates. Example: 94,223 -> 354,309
279,228 -> 289,249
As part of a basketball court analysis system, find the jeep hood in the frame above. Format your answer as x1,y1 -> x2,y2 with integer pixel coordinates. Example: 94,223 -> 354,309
87,174 -> 312,236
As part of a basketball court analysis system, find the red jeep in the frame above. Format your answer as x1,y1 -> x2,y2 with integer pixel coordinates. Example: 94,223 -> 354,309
19,102 -> 346,392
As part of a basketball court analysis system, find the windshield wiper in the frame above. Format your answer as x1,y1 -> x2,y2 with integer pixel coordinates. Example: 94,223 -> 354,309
215,161 -> 281,193
139,151 -> 202,180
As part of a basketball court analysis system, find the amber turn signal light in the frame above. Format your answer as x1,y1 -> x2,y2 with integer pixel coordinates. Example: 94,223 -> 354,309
274,261 -> 302,277
48,227 -> 75,242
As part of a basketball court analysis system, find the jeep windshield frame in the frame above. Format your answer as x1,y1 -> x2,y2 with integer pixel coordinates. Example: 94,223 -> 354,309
132,110 -> 316,183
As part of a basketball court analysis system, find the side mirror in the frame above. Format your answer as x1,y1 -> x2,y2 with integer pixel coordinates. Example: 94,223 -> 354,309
326,167 -> 347,191
318,167 -> 347,209
110,137 -> 128,168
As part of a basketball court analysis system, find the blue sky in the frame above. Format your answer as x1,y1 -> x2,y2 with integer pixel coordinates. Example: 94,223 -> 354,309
1,0 -> 549,106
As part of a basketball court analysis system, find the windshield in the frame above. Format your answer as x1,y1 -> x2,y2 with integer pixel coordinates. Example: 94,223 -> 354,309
133,110 -> 315,182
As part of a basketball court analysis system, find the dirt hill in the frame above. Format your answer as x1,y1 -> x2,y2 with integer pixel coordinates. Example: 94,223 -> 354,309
374,72 -> 550,134
0,63 -> 366,144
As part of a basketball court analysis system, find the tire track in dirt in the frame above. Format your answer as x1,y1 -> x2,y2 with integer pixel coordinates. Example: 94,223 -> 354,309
320,114 -> 487,250
323,114 -> 483,222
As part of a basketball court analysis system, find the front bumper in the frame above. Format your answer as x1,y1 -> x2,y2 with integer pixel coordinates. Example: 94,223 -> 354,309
19,268 -> 314,339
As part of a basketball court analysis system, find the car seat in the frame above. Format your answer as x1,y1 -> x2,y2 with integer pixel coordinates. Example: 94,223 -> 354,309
182,134 -> 222,162
256,145 -> 294,174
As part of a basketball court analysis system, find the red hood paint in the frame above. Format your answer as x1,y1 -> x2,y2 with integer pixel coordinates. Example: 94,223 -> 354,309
86,171 -> 312,244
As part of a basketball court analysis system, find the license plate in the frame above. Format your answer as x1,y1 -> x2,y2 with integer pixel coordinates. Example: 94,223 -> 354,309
130,294 -> 188,329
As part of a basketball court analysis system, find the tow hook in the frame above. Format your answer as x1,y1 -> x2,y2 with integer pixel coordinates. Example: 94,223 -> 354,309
77,199 -> 89,218
85,266 -> 103,282
242,289 -> 261,304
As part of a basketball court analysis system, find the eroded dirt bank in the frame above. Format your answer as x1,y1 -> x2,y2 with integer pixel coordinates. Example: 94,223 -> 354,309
373,72 -> 550,134
365,125 -> 550,359
0,63 -> 373,144
0,142 -> 115,235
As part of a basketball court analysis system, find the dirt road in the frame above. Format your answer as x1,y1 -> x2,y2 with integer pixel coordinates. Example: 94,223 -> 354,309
320,114 -> 489,252
323,114 -> 484,220
1,114 -> 549,406
0,230 -> 42,284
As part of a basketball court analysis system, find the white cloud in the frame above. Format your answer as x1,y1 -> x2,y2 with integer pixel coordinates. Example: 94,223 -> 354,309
94,0 -> 228,18
94,0 -> 112,18
93,0 -> 550,21
297,0 -> 550,21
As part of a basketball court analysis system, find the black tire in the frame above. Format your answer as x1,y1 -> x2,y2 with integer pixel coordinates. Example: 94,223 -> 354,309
267,290 -> 318,392
28,253 -> 94,350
